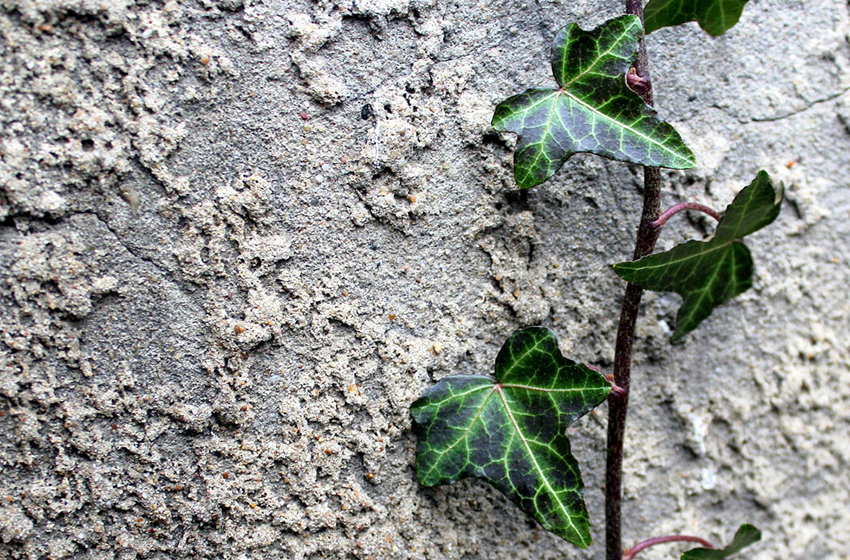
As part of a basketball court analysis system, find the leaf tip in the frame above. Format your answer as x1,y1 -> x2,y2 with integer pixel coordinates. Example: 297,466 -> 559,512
573,534 -> 592,549
611,261 -> 634,282
516,177 -> 543,190
701,26 -> 728,38
669,328 -> 688,344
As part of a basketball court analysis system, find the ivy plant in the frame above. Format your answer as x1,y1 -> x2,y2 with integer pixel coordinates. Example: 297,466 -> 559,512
491,14 -> 694,188
614,171 -> 782,340
644,0 -> 752,36
680,525 -> 763,560
412,2 -> 777,559
412,327 -> 610,547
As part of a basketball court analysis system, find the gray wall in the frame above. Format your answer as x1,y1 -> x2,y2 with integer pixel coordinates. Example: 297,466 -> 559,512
1,0 -> 849,558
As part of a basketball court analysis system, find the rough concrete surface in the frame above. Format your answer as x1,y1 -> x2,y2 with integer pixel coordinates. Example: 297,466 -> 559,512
0,0 -> 848,558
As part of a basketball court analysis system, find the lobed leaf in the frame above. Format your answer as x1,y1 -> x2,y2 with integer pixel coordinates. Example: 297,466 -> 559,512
410,327 -> 610,547
682,524 -> 762,559
492,15 -> 694,189
644,0 -> 752,36
613,171 -> 782,341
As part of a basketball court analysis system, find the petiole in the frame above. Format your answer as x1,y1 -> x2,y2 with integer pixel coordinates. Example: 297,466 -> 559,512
622,535 -> 715,560
650,202 -> 723,230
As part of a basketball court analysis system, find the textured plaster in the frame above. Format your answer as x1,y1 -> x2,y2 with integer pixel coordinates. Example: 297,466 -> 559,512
0,0 -> 849,559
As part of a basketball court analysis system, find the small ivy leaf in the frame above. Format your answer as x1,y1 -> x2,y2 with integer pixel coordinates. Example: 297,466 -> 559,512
613,170 -> 782,341
491,15 -> 694,189
410,327 -> 611,547
644,0 -> 752,36
682,524 -> 762,559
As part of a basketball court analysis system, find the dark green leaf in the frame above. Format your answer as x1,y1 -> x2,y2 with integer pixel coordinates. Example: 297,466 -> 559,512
613,171 -> 782,340
682,524 -> 762,559
410,327 -> 610,547
644,0 -> 751,36
491,15 -> 694,189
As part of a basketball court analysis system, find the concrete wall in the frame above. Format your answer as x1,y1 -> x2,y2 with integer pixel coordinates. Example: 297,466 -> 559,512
1,0 -> 848,558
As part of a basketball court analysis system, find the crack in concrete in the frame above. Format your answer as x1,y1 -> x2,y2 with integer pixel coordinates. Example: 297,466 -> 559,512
748,86 -> 850,123
751,86 -> 850,122
703,86 -> 850,124
74,210 -> 175,278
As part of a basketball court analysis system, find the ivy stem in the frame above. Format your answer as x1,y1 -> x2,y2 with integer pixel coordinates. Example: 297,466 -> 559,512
651,202 -> 723,229
624,0 -> 652,105
622,535 -> 715,560
606,3 -> 661,560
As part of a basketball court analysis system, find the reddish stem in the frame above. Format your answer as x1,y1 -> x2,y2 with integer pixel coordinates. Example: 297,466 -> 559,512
622,535 -> 715,560
650,202 -> 723,229
606,169 -> 662,560
607,3 -> 658,560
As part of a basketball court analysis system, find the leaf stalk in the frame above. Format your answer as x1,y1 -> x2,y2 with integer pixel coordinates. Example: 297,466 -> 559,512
651,202 -> 723,229
622,535 -> 715,560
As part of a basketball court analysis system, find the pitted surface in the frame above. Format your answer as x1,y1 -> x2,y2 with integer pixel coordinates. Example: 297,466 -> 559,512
1,1 -> 849,558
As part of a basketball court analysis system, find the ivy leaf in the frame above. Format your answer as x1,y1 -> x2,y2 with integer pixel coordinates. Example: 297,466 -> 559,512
682,524 -> 762,559
644,0 -> 752,36
410,327 -> 610,547
491,15 -> 694,189
613,170 -> 782,341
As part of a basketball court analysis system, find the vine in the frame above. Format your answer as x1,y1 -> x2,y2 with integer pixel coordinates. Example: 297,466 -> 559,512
411,1 -> 775,558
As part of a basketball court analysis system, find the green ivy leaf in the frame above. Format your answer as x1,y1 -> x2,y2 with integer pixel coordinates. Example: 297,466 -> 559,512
613,170 -> 782,341
410,327 -> 610,547
491,15 -> 694,189
682,524 -> 762,559
644,0 -> 752,36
